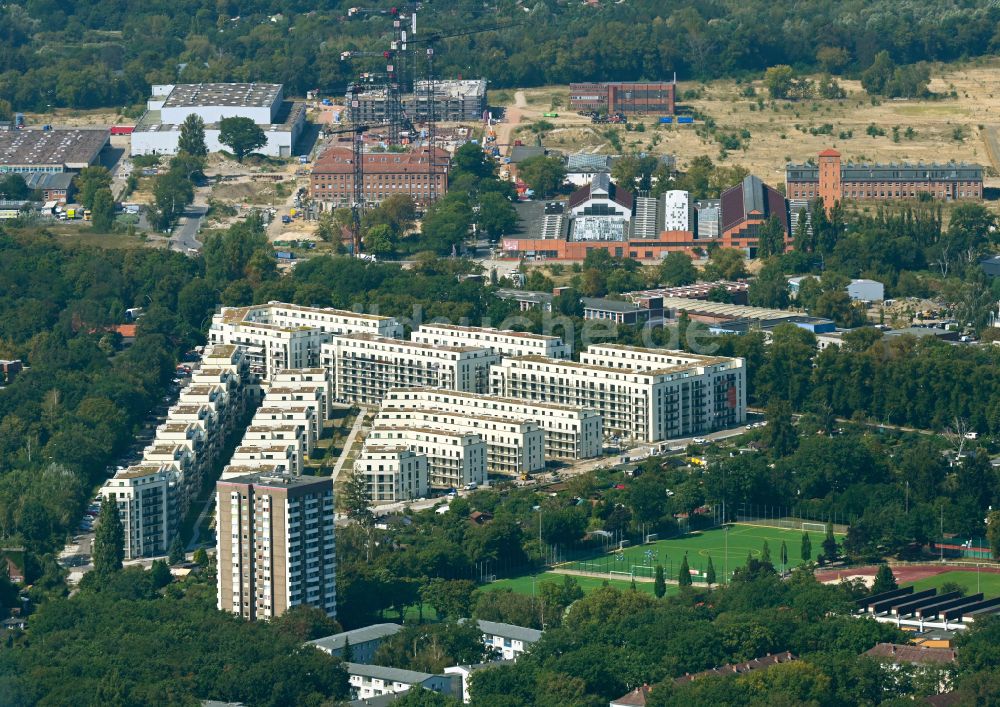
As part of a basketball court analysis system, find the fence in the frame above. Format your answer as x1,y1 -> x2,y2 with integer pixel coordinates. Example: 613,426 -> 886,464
727,502 -> 853,535
934,537 -> 993,560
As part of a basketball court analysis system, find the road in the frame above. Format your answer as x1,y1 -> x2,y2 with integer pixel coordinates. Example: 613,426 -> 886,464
495,91 -> 527,154
170,204 -> 208,253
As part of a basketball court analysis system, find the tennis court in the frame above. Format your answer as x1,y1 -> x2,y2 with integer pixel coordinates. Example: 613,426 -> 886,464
560,523 -> 841,583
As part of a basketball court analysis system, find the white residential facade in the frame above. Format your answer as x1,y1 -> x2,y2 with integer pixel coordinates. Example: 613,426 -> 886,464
99,465 -> 178,560
323,334 -> 499,406
411,324 -> 571,359
354,446 -> 429,502
345,662 -> 457,701
364,426 -> 487,489
381,388 -> 603,460
490,345 -> 746,443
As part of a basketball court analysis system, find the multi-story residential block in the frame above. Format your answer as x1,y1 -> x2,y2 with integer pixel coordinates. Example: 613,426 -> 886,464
323,334 -> 499,406
374,408 -> 545,476
309,623 -> 403,663
209,303 -> 401,380
382,388 -> 603,460
364,426 -> 487,489
353,446 -> 429,502
489,345 -> 746,443
270,368 -> 332,417
309,146 -> 450,207
243,423 -> 311,457
786,148 -> 984,211
410,324 -> 571,359
229,443 -> 301,475
253,406 -> 318,453
99,465 -> 178,560
263,386 -> 329,428
216,473 -> 336,621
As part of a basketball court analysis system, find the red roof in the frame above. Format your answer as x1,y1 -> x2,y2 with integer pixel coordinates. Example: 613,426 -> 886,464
864,643 -> 956,665
819,148 -> 841,157
611,685 -> 652,707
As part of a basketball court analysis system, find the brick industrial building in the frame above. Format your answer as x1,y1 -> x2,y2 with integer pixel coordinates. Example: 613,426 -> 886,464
569,82 -> 676,115
719,175 -> 790,255
786,148 -> 983,210
310,146 -> 449,206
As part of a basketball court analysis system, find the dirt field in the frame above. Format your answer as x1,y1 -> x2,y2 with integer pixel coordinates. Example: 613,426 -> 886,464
504,60 -> 1000,187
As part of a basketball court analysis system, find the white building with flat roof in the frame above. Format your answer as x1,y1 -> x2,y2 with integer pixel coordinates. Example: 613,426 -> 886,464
209,303 -> 401,380
490,345 -> 746,443
354,446 -> 429,502
411,324 -> 571,359
344,662 -> 458,701
374,407 -> 544,476
309,623 -> 403,664
323,334 -> 499,406
364,426 -> 486,489
663,190 -> 693,232
99,464 -> 178,560
382,388 -> 602,460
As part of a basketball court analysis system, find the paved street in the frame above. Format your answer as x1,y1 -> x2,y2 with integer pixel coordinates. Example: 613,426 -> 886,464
170,204 -> 208,253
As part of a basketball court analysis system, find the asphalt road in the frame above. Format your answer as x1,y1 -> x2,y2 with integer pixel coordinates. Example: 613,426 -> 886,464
170,204 -> 208,253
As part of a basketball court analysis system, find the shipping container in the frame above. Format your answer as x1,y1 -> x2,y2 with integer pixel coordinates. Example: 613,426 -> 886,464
110,125 -> 135,135
543,112 -> 558,118
658,116 -> 673,124
275,251 -> 295,260
677,116 -> 694,124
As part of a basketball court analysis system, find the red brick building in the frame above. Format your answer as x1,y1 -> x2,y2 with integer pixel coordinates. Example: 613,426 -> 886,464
787,148 -> 983,211
719,175 -> 790,254
569,82 -> 676,115
310,146 -> 449,207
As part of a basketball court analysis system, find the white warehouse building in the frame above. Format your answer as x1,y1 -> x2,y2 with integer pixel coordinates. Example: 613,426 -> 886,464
130,83 -> 306,158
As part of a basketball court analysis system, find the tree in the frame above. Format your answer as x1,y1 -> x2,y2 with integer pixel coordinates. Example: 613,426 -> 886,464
74,166 -> 112,210
0,174 -> 30,199
749,258 -> 790,308
987,510 -> 1000,560
168,536 -> 184,564
654,564 -> 666,598
149,559 -> 172,588
706,555 -> 716,586
871,564 -> 897,594
364,223 -> 396,256
342,636 -> 354,662
764,65 -> 796,99
678,554 -> 692,587
218,116 -> 267,162
271,604 -> 342,641
517,155 -> 565,198
756,216 -> 786,258
761,541 -> 771,563
92,495 -> 124,576
178,114 -> 207,157
861,51 -> 896,95
801,532 -> 812,562
91,187 -> 115,231
420,579 -> 477,619
659,252 -> 697,286
192,548 -> 208,566
780,541 -> 788,570
765,398 -> 798,457
341,467 -> 375,561
823,523 -> 838,560
703,248 -> 747,281
476,192 -> 518,239
152,171 -> 194,230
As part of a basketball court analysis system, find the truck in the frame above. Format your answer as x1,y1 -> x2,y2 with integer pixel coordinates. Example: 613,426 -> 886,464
275,251 -> 295,260
289,208 -> 297,218
66,208 -> 76,219
110,125 -> 135,135
83,210 -> 92,221
542,112 -> 558,118
281,215 -> 292,224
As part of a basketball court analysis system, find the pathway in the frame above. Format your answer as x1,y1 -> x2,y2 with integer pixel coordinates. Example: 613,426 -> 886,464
495,91 -> 527,152
186,494 -> 216,552
332,408 -> 369,482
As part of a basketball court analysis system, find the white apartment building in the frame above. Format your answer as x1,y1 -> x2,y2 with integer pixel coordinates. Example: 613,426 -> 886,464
323,334 -> 499,406
489,346 -> 746,443
229,443 -> 301,475
411,324 -> 571,359
216,473 -> 337,621
354,446 -> 429,502
254,406 -> 318,451
264,386 -> 329,428
476,619 -> 542,661
365,426 -> 487,489
270,368 -> 332,417
309,623 -> 403,663
243,423 -> 312,457
100,464 -> 178,560
381,388 -> 603,460
209,303 -> 401,380
345,663 -> 457,701
374,408 -> 545,476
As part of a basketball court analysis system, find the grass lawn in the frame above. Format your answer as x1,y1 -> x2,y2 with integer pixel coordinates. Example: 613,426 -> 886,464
562,523 -> 840,583
908,570 -> 1000,597
485,571 -> 666,596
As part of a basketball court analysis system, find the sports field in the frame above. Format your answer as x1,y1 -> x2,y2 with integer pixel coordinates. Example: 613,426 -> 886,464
560,523 -> 839,584
908,570 -> 1000,597
485,571 -> 666,596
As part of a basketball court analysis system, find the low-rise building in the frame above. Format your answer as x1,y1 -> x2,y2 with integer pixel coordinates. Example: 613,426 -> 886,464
374,408 -> 544,477
0,128 -> 109,175
476,619 -> 542,660
310,146 -> 450,207
323,334 -> 499,406
381,388 -> 603,460
309,623 -> 403,663
569,82 -> 676,115
411,324 -> 571,359
354,446 -> 429,502
364,426 -> 486,489
490,345 -> 746,443
444,661 -> 514,704
583,296 -> 664,325
344,663 -> 458,701
719,175 -> 790,255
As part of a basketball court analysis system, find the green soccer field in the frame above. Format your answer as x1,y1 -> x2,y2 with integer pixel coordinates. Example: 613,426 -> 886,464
908,570 -> 1000,597
561,523 -> 840,583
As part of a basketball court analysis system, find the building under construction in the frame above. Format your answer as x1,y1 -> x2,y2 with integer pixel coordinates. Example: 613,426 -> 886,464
347,79 -> 488,124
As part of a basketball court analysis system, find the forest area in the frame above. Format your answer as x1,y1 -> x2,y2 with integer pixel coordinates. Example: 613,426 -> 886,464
2,0 -> 1000,111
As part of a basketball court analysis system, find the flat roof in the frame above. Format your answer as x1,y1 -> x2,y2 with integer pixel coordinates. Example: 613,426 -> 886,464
337,332 -> 490,354
218,472 -> 331,489
418,323 -> 564,342
378,407 -> 536,428
0,129 -> 108,169
163,83 -> 281,109
386,386 -> 598,415
503,354 -> 733,378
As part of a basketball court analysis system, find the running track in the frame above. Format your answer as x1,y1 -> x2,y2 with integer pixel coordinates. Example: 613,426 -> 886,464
816,565 -> 1000,584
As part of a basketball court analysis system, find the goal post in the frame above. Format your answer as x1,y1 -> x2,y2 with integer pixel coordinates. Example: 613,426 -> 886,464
801,522 -> 826,533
